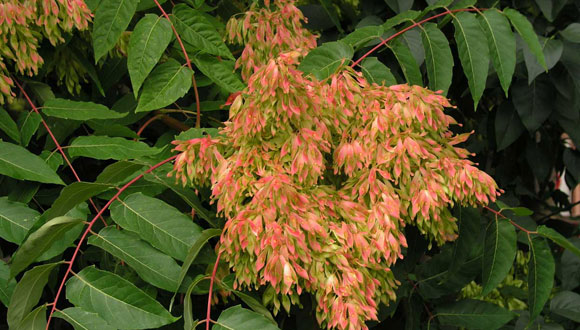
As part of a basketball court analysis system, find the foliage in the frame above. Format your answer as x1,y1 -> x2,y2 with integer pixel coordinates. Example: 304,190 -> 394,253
0,0 -> 579,329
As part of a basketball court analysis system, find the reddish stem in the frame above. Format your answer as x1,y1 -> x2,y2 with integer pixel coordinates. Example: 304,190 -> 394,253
484,206 -> 536,234
46,155 -> 178,329
350,8 -> 481,68
136,114 -> 164,137
206,250 -> 223,330
152,0 -> 201,128
14,79 -> 108,227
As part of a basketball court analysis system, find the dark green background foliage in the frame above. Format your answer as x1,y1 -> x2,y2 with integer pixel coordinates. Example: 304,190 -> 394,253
1,0 -> 580,329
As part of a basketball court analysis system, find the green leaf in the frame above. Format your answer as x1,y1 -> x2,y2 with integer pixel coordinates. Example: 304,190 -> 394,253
143,163 -> 215,226
10,217 -> 83,277
481,218 -> 517,295
453,11 -> 489,110
298,41 -> 354,81
436,299 -> 516,329
534,0 -> 566,22
527,235 -> 555,321
174,127 -> 219,141
18,112 -> 42,147
512,79 -> 554,133
54,307 -> 116,330
503,8 -> 547,70
382,10 -> 421,30
218,281 -> 276,323
68,136 -> 161,160
448,207 -> 481,276
42,182 -> 113,221
0,261 -> 16,307
388,39 -> 423,86
0,197 -> 40,244
523,37 -> 563,84
66,266 -> 178,329
7,262 -> 61,328
172,4 -> 233,59
192,54 -> 245,93
172,228 -> 220,304
136,59 -> 193,113
360,57 -> 397,86
110,193 -> 204,261
550,291 -> 580,322
340,26 -> 384,51
183,275 -> 206,329
37,204 -> 88,262
319,0 -> 343,33
42,99 -> 125,121
385,0 -> 413,13
560,23 -> 580,43
478,10 -> 516,96
420,23 -> 453,94
537,226 -> 580,257
401,29 -> 425,66
92,0 -> 139,63
0,141 -> 64,185
96,161 -> 144,184
88,227 -> 182,292
213,305 -> 280,330
0,106 -> 21,142
128,14 -> 173,95
495,102 -> 525,151
16,304 -> 46,330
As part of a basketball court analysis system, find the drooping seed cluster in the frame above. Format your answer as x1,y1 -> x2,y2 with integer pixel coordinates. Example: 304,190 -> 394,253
0,0 -> 92,103
171,1 -> 500,329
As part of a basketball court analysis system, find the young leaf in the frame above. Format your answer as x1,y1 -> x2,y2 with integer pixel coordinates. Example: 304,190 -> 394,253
42,98 -> 125,120
478,10 -> 516,96
537,226 -> 580,257
128,14 -> 173,95
503,8 -> 547,70
436,300 -> 516,329
42,182 -> 113,221
420,23 -> 453,94
495,103 -> 525,151
0,141 -> 64,185
0,106 -> 21,142
388,39 -> 423,86
16,304 -> 46,330
66,266 -> 178,329
0,261 -> 16,307
67,136 -> 162,160
453,11 -> 489,110
7,262 -> 61,328
192,54 -> 245,93
136,59 -> 193,113
360,57 -> 397,86
0,197 -> 40,244
560,23 -> 580,43
512,79 -> 554,133
549,291 -> 580,322
88,227 -> 182,292
298,41 -> 354,81
54,307 -> 116,330
10,217 -> 83,277
18,112 -> 42,147
213,305 -> 280,330
171,4 -> 233,59
481,218 -> 517,295
92,0 -> 139,63
527,235 -> 555,321
110,193 -> 204,261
